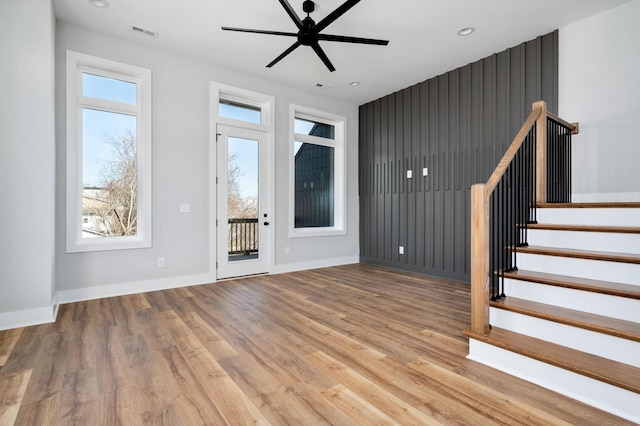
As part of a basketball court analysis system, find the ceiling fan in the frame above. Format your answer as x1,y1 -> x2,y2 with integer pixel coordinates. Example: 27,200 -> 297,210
222,0 -> 389,72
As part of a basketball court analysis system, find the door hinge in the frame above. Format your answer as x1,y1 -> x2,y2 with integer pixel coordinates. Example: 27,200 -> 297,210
216,177 -> 218,185
216,219 -> 218,227
216,261 -> 218,269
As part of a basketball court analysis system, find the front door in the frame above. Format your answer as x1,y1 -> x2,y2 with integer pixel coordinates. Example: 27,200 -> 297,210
216,125 -> 270,279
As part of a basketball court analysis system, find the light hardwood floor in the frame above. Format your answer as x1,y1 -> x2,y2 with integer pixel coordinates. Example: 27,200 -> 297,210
0,264 -> 632,425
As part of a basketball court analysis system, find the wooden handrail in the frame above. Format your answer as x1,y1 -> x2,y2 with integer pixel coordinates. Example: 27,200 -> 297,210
547,111 -> 579,134
471,103 -> 543,334
485,106 -> 543,194
470,100 -> 578,335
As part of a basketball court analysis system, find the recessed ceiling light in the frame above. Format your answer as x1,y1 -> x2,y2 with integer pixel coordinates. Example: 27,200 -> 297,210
457,27 -> 475,36
348,81 -> 360,87
89,0 -> 109,8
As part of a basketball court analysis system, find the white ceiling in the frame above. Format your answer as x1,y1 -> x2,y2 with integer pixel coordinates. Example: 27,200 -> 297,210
53,0 -> 631,105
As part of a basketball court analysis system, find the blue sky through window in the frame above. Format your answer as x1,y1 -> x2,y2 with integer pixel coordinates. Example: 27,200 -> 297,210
81,73 -> 137,188
82,109 -> 136,187
219,102 -> 260,124
228,137 -> 258,200
82,73 -> 136,104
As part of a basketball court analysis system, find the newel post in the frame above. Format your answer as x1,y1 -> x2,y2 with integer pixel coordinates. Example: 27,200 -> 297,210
470,183 -> 490,335
534,100 -> 548,204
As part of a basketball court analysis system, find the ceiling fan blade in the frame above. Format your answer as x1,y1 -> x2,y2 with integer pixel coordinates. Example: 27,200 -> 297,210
221,27 -> 298,38
310,42 -> 336,72
317,33 -> 389,45
267,41 -> 302,68
314,0 -> 361,33
278,0 -> 304,31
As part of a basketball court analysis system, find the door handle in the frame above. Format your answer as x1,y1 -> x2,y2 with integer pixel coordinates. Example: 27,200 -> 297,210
263,221 -> 270,226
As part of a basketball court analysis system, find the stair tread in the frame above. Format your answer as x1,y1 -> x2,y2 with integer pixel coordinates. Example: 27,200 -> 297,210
491,296 -> 640,342
464,326 -> 640,394
514,245 -> 640,264
536,202 -> 640,209
526,223 -> 640,234
502,269 -> 640,300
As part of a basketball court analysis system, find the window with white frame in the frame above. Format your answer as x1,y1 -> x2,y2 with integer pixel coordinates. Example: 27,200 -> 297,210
290,105 -> 346,237
66,51 -> 152,252
213,84 -> 273,129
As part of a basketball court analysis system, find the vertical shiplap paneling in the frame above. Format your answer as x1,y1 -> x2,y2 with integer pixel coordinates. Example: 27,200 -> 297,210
458,64 -> 472,274
380,97 -> 391,262
525,37 -> 541,107
433,76 -> 444,270
510,43 -> 525,138
358,104 -> 366,261
541,31 -> 559,112
419,81 -> 432,268
364,102 -> 375,258
411,84 -> 423,266
359,32 -> 558,282
397,90 -> 407,265
403,87 -> 415,265
390,92 -> 399,263
427,77 -> 439,269
373,98 -> 382,260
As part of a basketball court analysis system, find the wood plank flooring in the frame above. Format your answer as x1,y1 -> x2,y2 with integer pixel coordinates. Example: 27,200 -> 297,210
0,264 -> 632,425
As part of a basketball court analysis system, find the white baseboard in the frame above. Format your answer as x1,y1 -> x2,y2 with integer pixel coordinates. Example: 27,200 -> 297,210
57,272 -> 216,305
2,258 -> 358,331
0,304 -> 57,331
572,191 -> 640,202
271,255 -> 359,275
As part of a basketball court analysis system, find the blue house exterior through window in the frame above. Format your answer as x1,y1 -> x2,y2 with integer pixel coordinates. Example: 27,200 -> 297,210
294,120 -> 335,228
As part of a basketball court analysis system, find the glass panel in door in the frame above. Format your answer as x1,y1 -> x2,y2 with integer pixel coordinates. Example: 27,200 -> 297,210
216,125 -> 270,279
227,137 -> 259,262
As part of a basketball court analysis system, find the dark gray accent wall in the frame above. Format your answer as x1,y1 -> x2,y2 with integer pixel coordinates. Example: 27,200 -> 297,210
358,31 -> 558,282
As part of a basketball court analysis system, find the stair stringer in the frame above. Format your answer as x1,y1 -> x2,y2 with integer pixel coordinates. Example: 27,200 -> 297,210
468,203 -> 640,422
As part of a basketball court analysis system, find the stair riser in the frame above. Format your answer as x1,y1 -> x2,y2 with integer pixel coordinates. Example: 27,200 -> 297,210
527,229 -> 640,255
503,279 -> 640,323
516,253 -> 640,286
467,339 -> 640,423
537,208 -> 640,227
490,308 -> 640,368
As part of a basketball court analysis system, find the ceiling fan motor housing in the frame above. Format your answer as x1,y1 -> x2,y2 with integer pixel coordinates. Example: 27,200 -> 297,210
303,1 -> 315,14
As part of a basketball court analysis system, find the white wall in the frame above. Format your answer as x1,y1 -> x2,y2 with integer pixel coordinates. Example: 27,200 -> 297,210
54,22 -> 360,302
559,0 -> 640,201
0,0 -> 57,327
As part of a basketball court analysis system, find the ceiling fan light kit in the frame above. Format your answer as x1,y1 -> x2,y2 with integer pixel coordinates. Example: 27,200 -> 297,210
222,0 -> 389,72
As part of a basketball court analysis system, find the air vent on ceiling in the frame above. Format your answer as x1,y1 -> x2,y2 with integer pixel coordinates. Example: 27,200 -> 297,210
131,26 -> 158,38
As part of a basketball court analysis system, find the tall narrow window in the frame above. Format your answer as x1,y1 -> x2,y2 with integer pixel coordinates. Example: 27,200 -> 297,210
66,51 -> 152,252
290,106 -> 346,237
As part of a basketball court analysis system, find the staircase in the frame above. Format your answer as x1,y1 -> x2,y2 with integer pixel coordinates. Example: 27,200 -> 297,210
466,201 -> 640,423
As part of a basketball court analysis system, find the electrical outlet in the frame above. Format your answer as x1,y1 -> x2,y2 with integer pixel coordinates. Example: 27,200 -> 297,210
157,257 -> 165,267
406,170 -> 413,179
423,167 -> 428,176
180,203 -> 190,213
285,246 -> 291,255
399,246 -> 404,255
